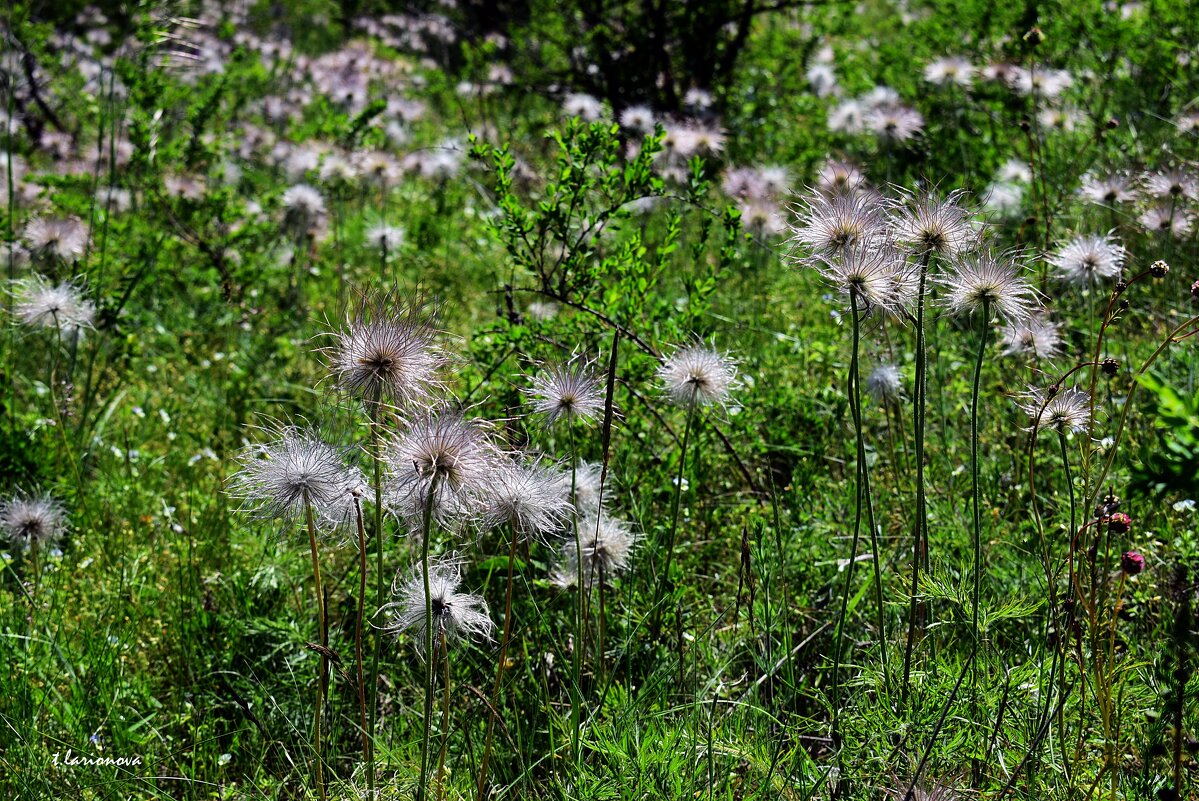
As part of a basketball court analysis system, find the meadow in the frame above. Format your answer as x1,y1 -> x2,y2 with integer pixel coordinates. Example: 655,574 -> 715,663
2,1 -> 1198,799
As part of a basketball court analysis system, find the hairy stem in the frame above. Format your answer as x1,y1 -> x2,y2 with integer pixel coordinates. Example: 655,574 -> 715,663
305,503 -> 328,801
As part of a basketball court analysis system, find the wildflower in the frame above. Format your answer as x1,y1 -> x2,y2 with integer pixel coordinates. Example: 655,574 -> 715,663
527,358 -> 606,427
806,63 -> 838,97
384,413 -> 499,529
657,344 -> 740,409
1079,173 -> 1135,205
1012,66 -> 1073,99
1138,204 -> 1194,237
1000,312 -> 1063,359
815,160 -> 867,195
229,426 -> 362,528
14,275 -> 96,332
740,200 -> 787,236
562,461 -> 606,514
1141,168 -> 1198,201
1108,512 -> 1132,535
619,105 -> 655,134
554,512 -> 636,588
0,492 -> 67,550
325,290 -> 446,407
383,555 -> 494,651
891,189 -> 978,258
813,243 -> 911,312
365,223 -> 405,253
998,160 -> 1032,184
1049,233 -> 1125,285
865,364 -> 904,404
827,100 -> 867,134
789,189 -> 886,258
1020,386 -> 1090,434
1149,260 -> 1170,278
924,56 -> 974,88
23,217 -> 88,262
865,104 -> 925,144
981,182 -> 1023,217
479,459 -> 573,541
281,183 -> 326,232
562,93 -> 603,121
940,251 -> 1037,324
1120,551 -> 1145,575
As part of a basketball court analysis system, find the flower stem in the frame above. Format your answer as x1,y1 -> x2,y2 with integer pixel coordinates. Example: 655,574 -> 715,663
436,630 -> 451,801
655,405 -> 695,631
366,395 -> 385,796
416,480 -> 438,801
477,525 -> 518,801
902,251 -> 932,701
970,300 -> 990,651
305,503 -> 328,801
568,424 -> 584,765
353,498 -> 372,775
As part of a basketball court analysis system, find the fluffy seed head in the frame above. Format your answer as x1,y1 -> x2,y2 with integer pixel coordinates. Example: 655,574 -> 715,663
365,223 -> 405,252
384,412 -> 499,530
789,189 -> 887,258
657,344 -> 740,409
325,290 -> 446,408
1049,234 -> 1125,285
940,251 -> 1037,324
229,426 -> 362,528
865,104 -> 925,143
527,358 -> 605,427
999,311 -> 1063,359
1079,174 -> 1135,205
1,492 -> 68,550
1020,386 -> 1091,434
382,555 -> 493,652
891,189 -> 978,257
554,512 -> 636,589
865,364 -> 904,404
479,459 -> 573,541
23,217 -> 88,262
14,275 -> 96,332
814,243 -> 913,314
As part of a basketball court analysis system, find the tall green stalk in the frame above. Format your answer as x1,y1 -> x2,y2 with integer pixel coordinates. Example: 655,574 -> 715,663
416,479 -> 439,801
902,251 -> 933,699
568,425 -> 584,765
477,524 -> 518,801
304,503 -> 329,801
970,299 -> 990,647
366,395 -> 385,797
353,498 -> 372,774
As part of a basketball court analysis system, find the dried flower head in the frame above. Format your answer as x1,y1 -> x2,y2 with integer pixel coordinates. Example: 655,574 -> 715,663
23,217 -> 88,262
479,459 -> 573,541
814,243 -> 912,313
382,555 -> 494,651
657,344 -> 740,409
384,412 -> 499,530
1000,311 -> 1063,359
1142,168 -> 1198,201
365,223 -> 405,253
924,56 -> 975,88
1120,550 -> 1144,576
891,189 -> 978,257
554,512 -> 636,588
1020,386 -> 1091,434
789,189 -> 886,258
1049,233 -> 1125,285
325,290 -> 446,408
865,104 -> 925,144
1,492 -> 68,550
1079,173 -> 1135,205
940,251 -> 1037,324
14,275 -> 97,332
527,358 -> 605,427
1139,204 -> 1194,238
865,364 -> 904,404
229,426 -> 362,528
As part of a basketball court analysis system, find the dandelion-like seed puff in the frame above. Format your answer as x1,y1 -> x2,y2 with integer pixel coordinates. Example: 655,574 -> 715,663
526,358 -> 606,427
788,189 -> 886,259
325,289 -> 447,408
940,250 -> 1038,324
479,459 -> 573,542
1049,233 -> 1125,285
13,275 -> 96,332
657,344 -> 740,409
382,555 -> 494,652
1019,386 -> 1091,434
890,189 -> 979,258
0,492 -> 68,550
228,425 -> 362,529
554,512 -> 636,589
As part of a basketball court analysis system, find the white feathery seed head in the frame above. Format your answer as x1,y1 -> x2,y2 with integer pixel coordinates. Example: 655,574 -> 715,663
1020,386 -> 1091,434
865,364 -> 904,404
13,275 -> 97,332
788,188 -> 887,259
382,554 -> 494,652
554,512 -> 636,589
384,412 -> 500,531
1,491 -> 68,550
479,458 -> 573,541
940,250 -> 1038,324
325,289 -> 447,408
527,357 -> 606,427
229,425 -> 363,529
23,217 -> 88,262
1000,312 -> 1063,360
814,243 -> 912,313
1049,233 -> 1125,285
657,344 -> 740,409
890,189 -> 979,258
